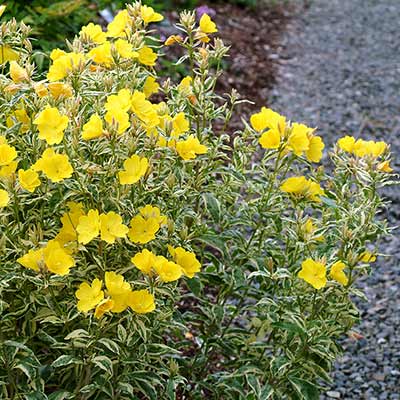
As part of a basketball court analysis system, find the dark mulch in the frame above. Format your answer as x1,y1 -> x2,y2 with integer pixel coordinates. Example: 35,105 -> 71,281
211,2 -> 294,124
160,2 -> 295,132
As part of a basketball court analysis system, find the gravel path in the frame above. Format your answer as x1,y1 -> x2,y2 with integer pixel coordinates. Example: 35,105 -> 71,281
269,0 -> 400,398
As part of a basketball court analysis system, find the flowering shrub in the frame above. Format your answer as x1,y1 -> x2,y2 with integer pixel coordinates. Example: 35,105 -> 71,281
0,3 -> 396,399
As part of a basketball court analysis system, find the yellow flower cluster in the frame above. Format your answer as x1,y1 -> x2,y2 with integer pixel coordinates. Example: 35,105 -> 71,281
76,272 -> 155,318
250,107 -> 325,162
0,5 -> 211,318
16,197 -> 200,317
337,135 -> 392,172
132,245 -> 201,281
0,4 -> 212,321
298,252 -> 377,290
280,176 -> 324,203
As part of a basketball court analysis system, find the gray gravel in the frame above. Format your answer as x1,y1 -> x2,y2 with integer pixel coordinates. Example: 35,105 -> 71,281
269,0 -> 400,398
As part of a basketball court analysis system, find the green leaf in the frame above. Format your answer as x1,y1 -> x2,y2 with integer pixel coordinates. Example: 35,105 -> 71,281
166,379 -> 175,400
260,383 -> 274,399
196,233 -> 228,257
135,379 -> 157,400
117,382 -> 134,395
98,338 -> 120,355
186,276 -> 202,296
320,196 -> 337,208
64,329 -> 89,340
271,322 -> 307,341
51,355 -> 80,368
246,374 -> 261,397
117,324 -> 127,342
202,193 -> 221,222
92,355 -> 113,376
15,361 -> 37,380
289,376 -> 319,400
48,391 -> 72,400
24,392 -> 48,400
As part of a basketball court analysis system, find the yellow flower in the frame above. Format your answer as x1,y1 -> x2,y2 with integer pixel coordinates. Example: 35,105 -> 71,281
94,298 -> 114,319
306,135 -> 325,163
105,109 -> 130,134
0,5 -> 6,17
9,61 -> 28,83
280,176 -> 309,194
130,90 -> 159,127
76,279 -> 104,313
301,218 -> 324,242
47,52 -> 85,82
288,123 -> 311,156
128,289 -> 155,314
33,107 -> 69,145
105,271 -> 131,313
128,215 -> 159,244
17,248 -> 44,272
377,160 -> 393,173
56,202 -> 85,244
106,9 -> 129,38
164,35 -> 183,46
0,143 -> 17,166
352,139 -> 369,157
280,176 -> 324,202
18,169 -> 40,192
32,148 -> 73,182
252,108 -> 286,149
139,205 -> 167,225
168,246 -> 201,278
0,161 -> 17,179
259,130 -> 281,149
199,14 -> 218,34
80,23 -> 106,44
298,258 -> 327,289
360,251 -> 376,263
138,46 -> 157,66
118,154 -> 148,185
172,112 -> 190,137
131,249 -> 157,275
330,261 -> 348,285
0,45 -> 19,64
82,114 -> 103,140
105,88 -> 131,113
154,256 -> 182,282
50,48 -> 66,61
47,82 -> 73,99
88,41 -> 113,67
251,107 -> 285,133
307,181 -> 324,202
337,135 -> 355,153
6,108 -> 30,133
143,76 -> 160,98
178,76 -> 192,94
114,39 -> 139,59
77,209 -> 100,244
34,82 -> 48,97
0,189 -> 9,207
367,141 -> 387,157
141,5 -> 163,24
99,211 -> 129,244
176,135 -> 207,160
43,240 -> 75,275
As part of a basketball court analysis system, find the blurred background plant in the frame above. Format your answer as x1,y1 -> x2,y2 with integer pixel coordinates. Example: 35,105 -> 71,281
3,0 -> 286,53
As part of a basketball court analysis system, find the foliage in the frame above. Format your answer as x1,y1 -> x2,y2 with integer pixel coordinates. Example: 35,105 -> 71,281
0,2 -> 397,399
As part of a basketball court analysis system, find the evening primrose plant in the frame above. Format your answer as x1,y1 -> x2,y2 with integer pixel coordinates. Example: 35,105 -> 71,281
0,3 -> 396,399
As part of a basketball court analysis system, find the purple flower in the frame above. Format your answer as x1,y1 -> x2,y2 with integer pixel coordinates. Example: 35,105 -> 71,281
196,5 -> 216,20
